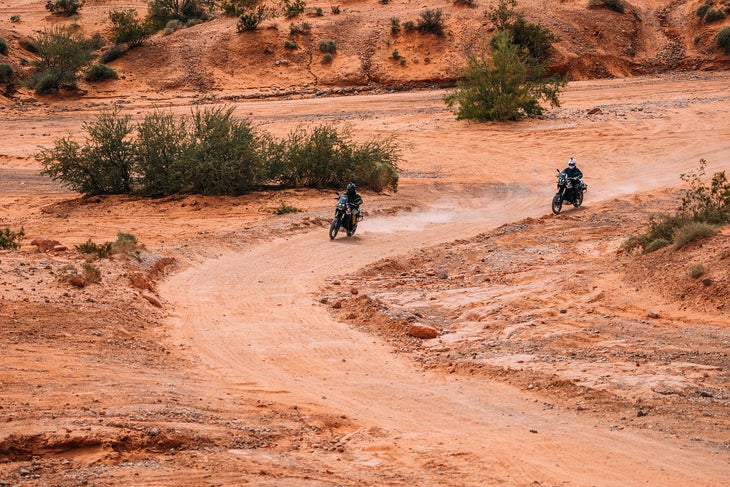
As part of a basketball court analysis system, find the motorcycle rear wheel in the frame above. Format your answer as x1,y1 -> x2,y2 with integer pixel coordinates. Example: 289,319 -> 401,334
573,190 -> 584,208
551,193 -> 563,215
329,217 -> 341,239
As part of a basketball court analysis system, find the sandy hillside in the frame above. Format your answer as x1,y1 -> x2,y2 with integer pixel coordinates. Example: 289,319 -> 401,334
1,0 -> 730,485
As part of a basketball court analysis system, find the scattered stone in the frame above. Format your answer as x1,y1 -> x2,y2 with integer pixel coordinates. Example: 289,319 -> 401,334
702,278 -> 712,286
637,410 -> 647,417
141,292 -> 162,308
19,468 -> 31,476
30,238 -> 62,252
149,427 -> 159,437
559,308 -> 567,314
587,107 -> 603,115
69,274 -> 87,288
332,300 -> 342,309
349,287 -> 358,295
647,312 -> 660,319
408,324 -> 438,339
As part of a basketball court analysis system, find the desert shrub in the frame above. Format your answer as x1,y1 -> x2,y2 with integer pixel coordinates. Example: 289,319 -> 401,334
81,262 -> 102,283
0,64 -> 13,83
319,39 -> 336,53
147,0 -> 210,31
315,7 -> 323,16
704,8 -> 726,23
0,227 -> 24,250
268,124 -> 400,192
75,238 -> 113,258
399,57 -> 406,65
112,232 -> 139,253
220,0 -> 259,16
486,0 -> 518,30
289,22 -> 311,34
587,0 -> 625,13
135,110 -> 190,196
284,40 -> 298,49
331,5 -> 340,14
38,108 -> 135,195
718,27 -> 730,53
696,3 -> 710,17
237,6 -> 270,32
509,16 -> 557,64
321,52 -> 333,63
0,37 -> 7,55
672,221 -> 718,250
100,45 -> 125,63
417,9 -> 445,36
402,20 -> 416,32
642,238 -> 670,253
19,37 -> 37,52
380,0 -> 388,4
391,49 -> 400,59
109,10 -> 151,48
10,15 -> 20,22
85,64 -> 118,81
688,263 -> 706,279
45,0 -> 85,16
390,17 -> 400,35
182,106 -> 270,195
28,26 -> 95,94
281,0 -> 305,18
454,0 -> 476,6
273,202 -> 301,214
445,32 -> 565,121
679,159 -> 730,224
56,264 -> 79,282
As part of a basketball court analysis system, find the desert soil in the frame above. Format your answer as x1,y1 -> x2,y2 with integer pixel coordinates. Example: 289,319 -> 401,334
1,70 -> 729,486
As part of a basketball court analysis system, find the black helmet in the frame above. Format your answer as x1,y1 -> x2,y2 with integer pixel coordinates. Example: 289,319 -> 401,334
347,182 -> 356,192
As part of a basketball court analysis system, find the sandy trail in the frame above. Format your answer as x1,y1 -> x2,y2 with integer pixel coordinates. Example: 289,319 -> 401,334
159,72 -> 730,485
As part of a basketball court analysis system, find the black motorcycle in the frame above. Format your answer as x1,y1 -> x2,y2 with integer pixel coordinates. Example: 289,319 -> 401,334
329,193 -> 361,239
552,169 -> 587,215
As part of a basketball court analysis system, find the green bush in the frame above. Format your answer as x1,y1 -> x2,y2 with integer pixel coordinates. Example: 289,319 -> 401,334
417,9 -> 445,36
672,221 -> 718,250
220,0 -> 259,16
10,15 -> 20,22
284,40 -> 298,49
696,3 -> 710,17
75,238 -> 113,258
45,0 -> 85,16
331,5 -> 340,14
273,202 -> 301,214
39,108 -> 136,195
85,64 -> 118,81
112,232 -> 139,253
0,227 -> 24,250
0,64 -> 13,83
444,32 -> 565,121
390,17 -> 401,35
509,16 -> 557,64
29,26 -> 95,94
319,39 -> 336,53
643,238 -> 670,254
237,6 -> 270,32
147,0 -> 210,31
391,49 -> 400,59
321,52 -> 333,64
0,37 -> 7,55
718,27 -> 730,53
134,110 -> 190,196
704,8 -> 726,23
688,263 -> 706,279
81,262 -> 102,283
100,45 -> 125,63
268,124 -> 400,192
109,10 -> 151,48
402,20 -> 416,32
289,22 -> 311,35
281,0 -> 305,18
679,159 -> 730,224
315,7 -> 323,16
19,37 -> 38,53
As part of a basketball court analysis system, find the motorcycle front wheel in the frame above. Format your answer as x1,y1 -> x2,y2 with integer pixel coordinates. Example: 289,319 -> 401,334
573,190 -> 584,208
329,217 -> 341,240
551,193 -> 563,215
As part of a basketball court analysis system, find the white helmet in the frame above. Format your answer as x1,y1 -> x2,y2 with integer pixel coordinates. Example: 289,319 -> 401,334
568,158 -> 576,167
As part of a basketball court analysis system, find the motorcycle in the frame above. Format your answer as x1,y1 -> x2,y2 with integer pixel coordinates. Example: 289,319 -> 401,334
329,193 -> 362,239
551,169 -> 587,215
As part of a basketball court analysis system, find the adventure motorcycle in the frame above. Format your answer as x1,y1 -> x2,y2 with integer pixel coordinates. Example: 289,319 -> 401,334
552,169 -> 587,215
329,193 -> 362,239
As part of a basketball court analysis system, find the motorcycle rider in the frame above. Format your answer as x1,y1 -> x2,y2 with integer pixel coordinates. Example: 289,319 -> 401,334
561,158 -> 584,199
345,182 -> 363,228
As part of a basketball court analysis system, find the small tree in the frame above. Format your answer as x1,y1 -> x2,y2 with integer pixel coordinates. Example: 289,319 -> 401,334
147,0 -> 211,30
237,5 -> 271,32
135,110 -> 190,196
281,0 -> 305,18
29,26 -> 95,93
0,37 -> 7,55
717,27 -> 730,54
444,32 -> 565,121
45,0 -> 85,16
220,0 -> 259,16
109,10 -> 151,48
485,0 -> 517,31
38,109 -> 136,195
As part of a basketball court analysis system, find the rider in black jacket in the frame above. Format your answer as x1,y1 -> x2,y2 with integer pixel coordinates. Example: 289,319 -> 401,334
561,158 -> 583,197
345,182 -> 363,227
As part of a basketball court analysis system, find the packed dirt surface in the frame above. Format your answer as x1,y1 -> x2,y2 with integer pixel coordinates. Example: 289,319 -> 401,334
1,70 -> 729,485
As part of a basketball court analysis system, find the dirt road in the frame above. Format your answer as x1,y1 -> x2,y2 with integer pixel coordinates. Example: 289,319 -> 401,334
1,72 -> 729,485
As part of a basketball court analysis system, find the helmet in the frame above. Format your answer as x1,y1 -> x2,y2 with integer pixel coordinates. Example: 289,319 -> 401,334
347,182 -> 356,192
568,158 -> 576,167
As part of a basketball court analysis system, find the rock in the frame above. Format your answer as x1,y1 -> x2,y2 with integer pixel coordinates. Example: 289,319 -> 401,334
141,292 -> 162,308
702,278 -> 712,286
149,427 -> 159,437
69,274 -> 86,288
30,238 -> 62,252
587,107 -> 603,115
637,410 -> 648,417
408,324 -> 438,339
349,287 -> 358,295
559,307 -> 567,314
647,312 -> 660,319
